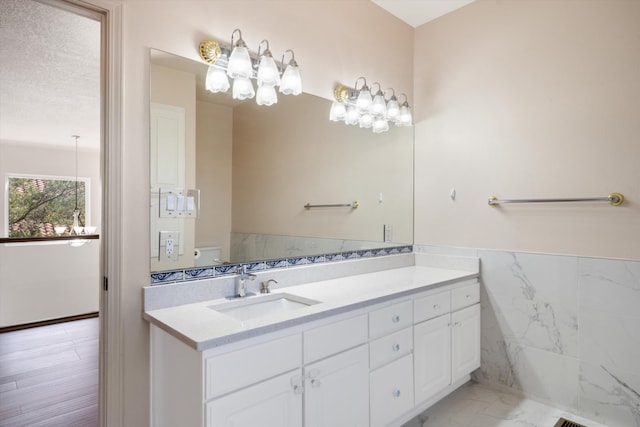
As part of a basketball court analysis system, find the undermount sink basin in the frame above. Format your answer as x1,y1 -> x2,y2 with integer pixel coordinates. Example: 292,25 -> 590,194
209,293 -> 320,321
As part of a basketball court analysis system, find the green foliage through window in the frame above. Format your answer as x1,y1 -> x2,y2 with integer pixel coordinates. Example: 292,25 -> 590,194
8,177 -> 86,238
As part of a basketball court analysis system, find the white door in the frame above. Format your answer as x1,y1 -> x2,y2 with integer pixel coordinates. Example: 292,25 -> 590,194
150,103 -> 185,259
206,370 -> 303,427
414,314 -> 452,404
305,344 -> 369,427
451,304 -> 481,383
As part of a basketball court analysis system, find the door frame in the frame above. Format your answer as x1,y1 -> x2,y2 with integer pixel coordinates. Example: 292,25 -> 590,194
38,0 -> 125,424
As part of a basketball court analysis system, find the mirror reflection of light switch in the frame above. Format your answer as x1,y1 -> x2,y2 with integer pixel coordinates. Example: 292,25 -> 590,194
166,194 -> 176,211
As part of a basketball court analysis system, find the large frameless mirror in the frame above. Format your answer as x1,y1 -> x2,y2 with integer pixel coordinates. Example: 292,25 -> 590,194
149,49 -> 413,273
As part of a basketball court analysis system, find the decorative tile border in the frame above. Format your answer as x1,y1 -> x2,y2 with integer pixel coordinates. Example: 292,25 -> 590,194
150,245 -> 413,285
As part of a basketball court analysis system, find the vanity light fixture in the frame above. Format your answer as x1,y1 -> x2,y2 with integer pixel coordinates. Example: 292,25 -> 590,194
199,29 -> 302,105
329,79 -> 412,132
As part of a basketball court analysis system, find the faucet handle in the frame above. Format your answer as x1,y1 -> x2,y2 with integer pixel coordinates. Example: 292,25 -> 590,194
260,279 -> 279,294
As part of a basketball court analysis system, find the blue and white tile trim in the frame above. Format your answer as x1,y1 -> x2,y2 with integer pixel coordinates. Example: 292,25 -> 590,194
150,245 -> 413,285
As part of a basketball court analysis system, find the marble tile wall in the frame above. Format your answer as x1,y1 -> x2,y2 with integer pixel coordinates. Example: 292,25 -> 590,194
416,245 -> 640,427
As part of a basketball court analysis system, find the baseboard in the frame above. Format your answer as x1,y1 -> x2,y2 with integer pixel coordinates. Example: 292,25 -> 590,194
0,311 -> 99,333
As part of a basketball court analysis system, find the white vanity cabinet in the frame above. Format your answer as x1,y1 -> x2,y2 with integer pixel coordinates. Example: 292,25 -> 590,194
149,276 -> 481,427
413,280 -> 480,406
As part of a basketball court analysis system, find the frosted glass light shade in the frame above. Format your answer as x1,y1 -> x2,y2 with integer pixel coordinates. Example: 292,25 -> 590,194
227,45 -> 253,78
359,113 -> 373,129
371,93 -> 387,116
232,77 -> 255,100
257,55 -> 281,86
256,84 -> 278,106
205,65 -> 230,93
280,64 -> 302,95
356,89 -> 373,113
372,117 -> 389,133
345,105 -> 359,125
386,99 -> 400,121
329,101 -> 346,121
397,105 -> 412,126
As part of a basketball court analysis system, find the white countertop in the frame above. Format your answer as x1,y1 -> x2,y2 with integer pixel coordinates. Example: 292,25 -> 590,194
144,264 -> 478,351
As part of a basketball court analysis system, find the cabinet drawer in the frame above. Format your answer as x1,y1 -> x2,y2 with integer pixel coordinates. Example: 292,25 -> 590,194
414,291 -> 451,323
369,354 -> 414,427
369,299 -> 413,338
451,281 -> 480,311
369,327 -> 413,370
205,334 -> 301,399
304,314 -> 368,364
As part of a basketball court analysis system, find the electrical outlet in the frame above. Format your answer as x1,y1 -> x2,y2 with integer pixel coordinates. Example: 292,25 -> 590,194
159,231 -> 180,262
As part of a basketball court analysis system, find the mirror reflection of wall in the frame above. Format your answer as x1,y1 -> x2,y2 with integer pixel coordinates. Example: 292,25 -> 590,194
150,50 -> 413,272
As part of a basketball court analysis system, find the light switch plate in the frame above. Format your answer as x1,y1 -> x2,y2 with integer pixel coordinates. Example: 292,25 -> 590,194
384,224 -> 393,243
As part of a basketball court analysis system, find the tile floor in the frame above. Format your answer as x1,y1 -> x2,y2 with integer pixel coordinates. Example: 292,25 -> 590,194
403,381 -> 606,427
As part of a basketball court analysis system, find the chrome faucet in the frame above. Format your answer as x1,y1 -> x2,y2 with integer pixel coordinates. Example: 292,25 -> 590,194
235,265 -> 256,298
260,279 -> 279,294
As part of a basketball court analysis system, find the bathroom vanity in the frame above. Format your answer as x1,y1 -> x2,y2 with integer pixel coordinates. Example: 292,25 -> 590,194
144,256 -> 480,427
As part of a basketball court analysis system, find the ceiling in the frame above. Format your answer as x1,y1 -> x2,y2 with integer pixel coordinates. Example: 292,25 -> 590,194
371,0 -> 475,27
0,0 -> 101,150
0,0 -> 473,150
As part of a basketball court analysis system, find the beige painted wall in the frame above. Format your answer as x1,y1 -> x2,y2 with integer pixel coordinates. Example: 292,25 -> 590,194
0,142 -> 100,327
196,100 -> 233,260
414,0 -> 640,260
121,1 -> 413,425
232,94 -> 413,244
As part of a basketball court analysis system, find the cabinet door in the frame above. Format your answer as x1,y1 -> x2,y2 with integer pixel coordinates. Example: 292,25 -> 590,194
305,344 -> 369,427
414,314 -> 451,405
370,353 -> 414,427
206,370 -> 303,427
451,303 -> 481,383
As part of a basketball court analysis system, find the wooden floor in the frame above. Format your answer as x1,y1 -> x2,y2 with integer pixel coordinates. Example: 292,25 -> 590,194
0,318 -> 99,427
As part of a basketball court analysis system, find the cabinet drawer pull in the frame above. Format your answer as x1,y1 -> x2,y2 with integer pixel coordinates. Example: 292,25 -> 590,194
392,389 -> 401,398
392,314 -> 401,323
392,343 -> 400,352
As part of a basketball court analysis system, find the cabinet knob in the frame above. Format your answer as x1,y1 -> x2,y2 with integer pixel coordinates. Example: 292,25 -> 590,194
433,304 -> 440,310
393,389 -> 401,398
392,343 -> 400,352
310,379 -> 320,388
292,385 -> 303,395
466,294 -> 471,299
392,314 -> 401,323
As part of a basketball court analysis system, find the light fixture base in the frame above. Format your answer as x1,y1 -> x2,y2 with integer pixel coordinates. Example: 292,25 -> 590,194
334,84 -> 349,103
199,39 -> 221,64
